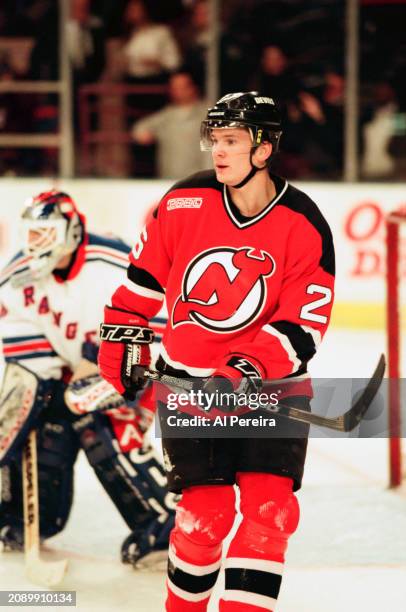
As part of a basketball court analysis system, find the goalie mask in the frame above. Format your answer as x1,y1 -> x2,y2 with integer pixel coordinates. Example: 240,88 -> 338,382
20,190 -> 84,280
200,91 -> 282,188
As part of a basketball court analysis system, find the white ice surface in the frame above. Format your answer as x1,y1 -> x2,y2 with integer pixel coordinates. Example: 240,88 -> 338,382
1,328 -> 406,611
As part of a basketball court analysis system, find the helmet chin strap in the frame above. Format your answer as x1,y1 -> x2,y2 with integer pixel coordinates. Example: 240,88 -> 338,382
232,148 -> 267,189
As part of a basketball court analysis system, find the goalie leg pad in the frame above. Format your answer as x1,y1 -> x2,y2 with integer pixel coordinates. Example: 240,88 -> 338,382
74,411 -> 177,531
36,418 -> 80,537
0,413 -> 80,544
0,461 -> 25,549
119,441 -> 179,566
121,511 -> 176,567
0,362 -> 53,466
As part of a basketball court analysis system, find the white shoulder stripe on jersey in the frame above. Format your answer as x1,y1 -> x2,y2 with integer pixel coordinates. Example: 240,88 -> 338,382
167,579 -> 213,603
301,324 -> 322,347
222,590 -> 277,609
169,546 -> 221,576
85,245 -> 129,262
262,324 -> 300,373
0,255 -> 31,283
123,276 -> 164,302
160,343 -> 214,377
224,557 -> 284,575
85,252 -> 128,265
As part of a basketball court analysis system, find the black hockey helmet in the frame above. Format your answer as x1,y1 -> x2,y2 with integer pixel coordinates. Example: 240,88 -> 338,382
200,91 -> 282,154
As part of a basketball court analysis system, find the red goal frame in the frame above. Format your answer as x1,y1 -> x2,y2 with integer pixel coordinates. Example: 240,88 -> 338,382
386,211 -> 406,487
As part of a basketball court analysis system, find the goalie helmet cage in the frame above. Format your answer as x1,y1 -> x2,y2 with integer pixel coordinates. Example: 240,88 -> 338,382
386,210 -> 406,488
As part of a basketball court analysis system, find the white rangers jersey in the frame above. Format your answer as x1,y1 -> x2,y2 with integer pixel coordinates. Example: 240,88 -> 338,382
0,233 -> 166,380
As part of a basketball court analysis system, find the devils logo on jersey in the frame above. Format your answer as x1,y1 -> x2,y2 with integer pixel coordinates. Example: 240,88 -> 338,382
172,247 -> 275,332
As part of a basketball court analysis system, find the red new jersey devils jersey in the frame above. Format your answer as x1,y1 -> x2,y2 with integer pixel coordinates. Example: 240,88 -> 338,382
111,171 -> 335,379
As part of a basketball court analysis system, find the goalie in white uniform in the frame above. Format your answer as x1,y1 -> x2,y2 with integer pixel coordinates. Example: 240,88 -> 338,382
0,190 -> 175,565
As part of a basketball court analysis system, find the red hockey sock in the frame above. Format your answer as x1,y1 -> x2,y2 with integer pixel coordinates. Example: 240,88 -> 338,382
219,473 -> 300,612
166,484 -> 236,612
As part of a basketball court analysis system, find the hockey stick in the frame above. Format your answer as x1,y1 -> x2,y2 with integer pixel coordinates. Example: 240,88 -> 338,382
22,430 -> 68,586
140,354 -> 386,433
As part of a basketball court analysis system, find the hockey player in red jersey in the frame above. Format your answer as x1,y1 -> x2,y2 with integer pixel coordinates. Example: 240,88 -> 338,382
99,92 -> 335,610
0,190 -> 176,567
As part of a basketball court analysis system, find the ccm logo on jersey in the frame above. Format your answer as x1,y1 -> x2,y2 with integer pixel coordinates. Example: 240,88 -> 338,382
172,246 -> 275,332
100,324 -> 154,344
167,197 -> 203,211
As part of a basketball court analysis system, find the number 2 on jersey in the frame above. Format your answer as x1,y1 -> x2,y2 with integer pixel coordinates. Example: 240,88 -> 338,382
300,284 -> 332,324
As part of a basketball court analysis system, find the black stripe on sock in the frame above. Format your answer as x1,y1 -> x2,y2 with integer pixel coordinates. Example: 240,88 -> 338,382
225,567 -> 282,600
168,559 -> 220,594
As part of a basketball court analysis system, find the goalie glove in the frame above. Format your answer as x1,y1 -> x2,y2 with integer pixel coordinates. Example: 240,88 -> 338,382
98,306 -> 154,398
64,372 -> 126,415
65,371 -> 155,434
202,354 -> 264,413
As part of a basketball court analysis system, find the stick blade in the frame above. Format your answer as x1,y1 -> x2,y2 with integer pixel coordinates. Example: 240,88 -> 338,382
343,353 -> 386,432
26,554 -> 68,587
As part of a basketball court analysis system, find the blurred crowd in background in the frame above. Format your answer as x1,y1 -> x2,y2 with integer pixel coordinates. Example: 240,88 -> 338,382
0,0 -> 405,181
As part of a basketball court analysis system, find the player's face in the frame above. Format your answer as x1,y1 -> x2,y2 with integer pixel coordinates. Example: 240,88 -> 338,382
210,128 -> 253,185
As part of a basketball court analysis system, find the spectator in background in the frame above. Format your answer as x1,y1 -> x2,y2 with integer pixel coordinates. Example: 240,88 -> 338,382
121,0 -> 181,84
131,70 -> 210,178
179,0 -> 210,91
253,43 -> 345,178
252,44 -> 311,177
66,0 -> 105,86
66,0 -> 106,141
318,69 -> 344,175
253,45 -> 300,107
362,82 -> 398,179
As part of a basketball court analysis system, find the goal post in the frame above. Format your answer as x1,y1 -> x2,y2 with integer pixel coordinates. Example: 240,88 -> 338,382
386,211 -> 406,488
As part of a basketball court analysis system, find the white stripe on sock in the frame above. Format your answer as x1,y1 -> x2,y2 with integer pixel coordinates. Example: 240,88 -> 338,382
169,545 -> 221,576
224,557 -> 284,575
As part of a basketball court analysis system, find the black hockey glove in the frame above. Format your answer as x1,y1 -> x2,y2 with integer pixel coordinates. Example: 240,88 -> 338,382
202,354 -> 264,413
